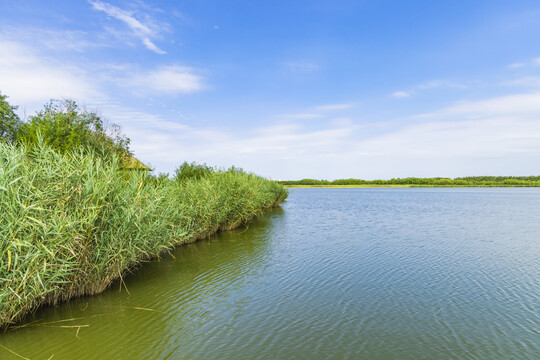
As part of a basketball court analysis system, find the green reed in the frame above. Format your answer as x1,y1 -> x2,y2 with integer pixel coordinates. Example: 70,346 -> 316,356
0,142 -> 287,329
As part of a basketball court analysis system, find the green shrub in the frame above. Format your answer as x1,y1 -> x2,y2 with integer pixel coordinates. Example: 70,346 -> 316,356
173,161 -> 214,182
0,92 -> 21,143
17,99 -> 130,158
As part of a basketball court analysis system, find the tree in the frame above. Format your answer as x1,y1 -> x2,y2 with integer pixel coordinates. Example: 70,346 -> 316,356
17,99 -> 131,158
0,92 -> 21,143
173,161 -> 214,182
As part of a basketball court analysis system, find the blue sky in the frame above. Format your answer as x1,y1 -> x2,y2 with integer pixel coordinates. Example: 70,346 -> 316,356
2,0 -> 540,179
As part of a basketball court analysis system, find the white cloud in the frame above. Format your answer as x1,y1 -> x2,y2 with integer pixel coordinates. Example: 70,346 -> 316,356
141,38 -> 165,54
343,91 -> 540,177
504,76 -> 540,88
121,65 -> 205,94
89,0 -> 167,54
357,116 -> 540,159
0,37 -> 101,112
1,26 -> 100,52
100,104 -> 355,177
391,91 -> 412,98
53,90 -> 540,180
438,92 -> 540,116
509,62 -> 525,69
417,80 -> 467,90
281,113 -> 322,120
507,57 -> 540,69
278,103 -> 353,121
315,103 -> 353,111
391,80 -> 468,99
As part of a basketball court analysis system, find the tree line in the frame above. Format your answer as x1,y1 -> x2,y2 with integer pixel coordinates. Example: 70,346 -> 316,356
279,176 -> 540,187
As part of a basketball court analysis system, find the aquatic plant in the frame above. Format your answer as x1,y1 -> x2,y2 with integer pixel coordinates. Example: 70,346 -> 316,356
0,141 -> 287,329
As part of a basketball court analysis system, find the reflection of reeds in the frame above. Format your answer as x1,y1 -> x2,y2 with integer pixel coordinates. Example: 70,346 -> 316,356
0,142 -> 287,330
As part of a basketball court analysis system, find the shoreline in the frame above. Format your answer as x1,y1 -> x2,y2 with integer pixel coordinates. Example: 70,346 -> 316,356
0,143 -> 288,330
3,194 -> 286,331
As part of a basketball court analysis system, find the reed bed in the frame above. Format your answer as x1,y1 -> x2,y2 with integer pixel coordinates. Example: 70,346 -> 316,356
0,142 -> 287,329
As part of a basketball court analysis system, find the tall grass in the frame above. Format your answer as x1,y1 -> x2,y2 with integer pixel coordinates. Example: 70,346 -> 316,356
0,142 -> 287,329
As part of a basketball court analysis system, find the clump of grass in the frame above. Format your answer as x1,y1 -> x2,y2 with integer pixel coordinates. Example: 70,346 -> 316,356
0,142 -> 287,329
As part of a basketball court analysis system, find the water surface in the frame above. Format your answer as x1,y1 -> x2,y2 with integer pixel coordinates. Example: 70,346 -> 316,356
2,188 -> 540,359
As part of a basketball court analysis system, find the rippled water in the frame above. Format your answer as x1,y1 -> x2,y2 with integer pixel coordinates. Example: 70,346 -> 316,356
2,188 -> 540,359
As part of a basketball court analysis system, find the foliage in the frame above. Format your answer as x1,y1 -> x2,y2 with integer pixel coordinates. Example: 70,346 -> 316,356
0,142 -> 287,328
173,161 -> 214,182
279,176 -> 540,187
17,99 -> 131,158
0,92 -> 21,143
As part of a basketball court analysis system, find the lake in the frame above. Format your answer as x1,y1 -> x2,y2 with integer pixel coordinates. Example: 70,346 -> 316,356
1,188 -> 539,359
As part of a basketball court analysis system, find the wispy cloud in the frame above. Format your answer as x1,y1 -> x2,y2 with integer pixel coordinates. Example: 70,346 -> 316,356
89,0 -> 167,54
324,91 -> 540,178
0,37 -> 102,112
315,103 -> 353,111
391,91 -> 412,98
1,26 -> 101,53
119,65 -> 205,94
416,80 -> 467,90
281,113 -> 323,120
438,92 -> 540,116
507,56 -> 540,69
391,80 -> 467,98
130,91 -> 540,178
504,76 -> 540,88
508,62 -> 525,69
278,103 -> 353,121
100,103 -> 356,177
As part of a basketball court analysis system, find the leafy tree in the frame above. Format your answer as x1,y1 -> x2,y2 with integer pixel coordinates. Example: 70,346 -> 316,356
0,92 -> 21,143
174,161 -> 214,182
17,99 -> 130,157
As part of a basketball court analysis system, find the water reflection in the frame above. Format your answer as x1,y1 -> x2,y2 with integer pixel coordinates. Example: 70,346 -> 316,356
0,207 -> 284,359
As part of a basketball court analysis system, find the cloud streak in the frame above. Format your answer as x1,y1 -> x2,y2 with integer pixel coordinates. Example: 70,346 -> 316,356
391,91 -> 412,98
89,0 -> 167,54
391,80 -> 467,98
120,65 -> 205,94
315,103 -> 353,111
281,113 -> 322,120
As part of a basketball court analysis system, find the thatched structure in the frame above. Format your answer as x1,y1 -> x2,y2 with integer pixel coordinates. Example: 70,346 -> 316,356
121,153 -> 150,171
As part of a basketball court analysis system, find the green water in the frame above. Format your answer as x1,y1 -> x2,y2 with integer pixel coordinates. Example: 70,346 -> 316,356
1,188 -> 540,359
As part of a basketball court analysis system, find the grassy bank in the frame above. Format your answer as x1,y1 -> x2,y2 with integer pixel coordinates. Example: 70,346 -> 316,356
0,142 -> 287,329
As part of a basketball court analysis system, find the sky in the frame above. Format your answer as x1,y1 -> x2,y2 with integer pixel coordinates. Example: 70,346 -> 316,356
2,0 -> 540,179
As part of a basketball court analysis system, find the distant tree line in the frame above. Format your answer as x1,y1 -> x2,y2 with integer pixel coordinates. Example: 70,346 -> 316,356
278,176 -> 540,187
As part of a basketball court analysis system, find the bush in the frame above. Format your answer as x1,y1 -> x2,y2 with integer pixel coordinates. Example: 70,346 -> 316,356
17,99 -> 130,158
173,161 -> 214,182
0,92 -> 21,143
